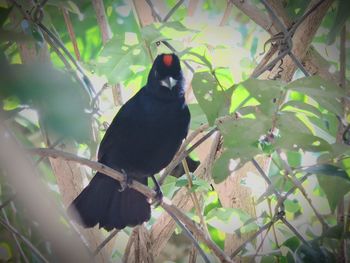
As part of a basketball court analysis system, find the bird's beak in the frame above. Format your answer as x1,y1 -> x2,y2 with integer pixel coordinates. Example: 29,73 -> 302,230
160,76 -> 177,90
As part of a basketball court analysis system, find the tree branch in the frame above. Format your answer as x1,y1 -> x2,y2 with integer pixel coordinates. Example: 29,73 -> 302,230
93,229 -> 120,256
30,148 -> 233,263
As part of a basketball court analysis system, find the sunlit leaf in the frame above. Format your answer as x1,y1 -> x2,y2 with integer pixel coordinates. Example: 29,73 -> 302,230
206,207 -> 257,234
96,35 -> 149,84
239,78 -> 284,115
286,76 -> 344,116
192,70 -> 232,125
281,100 -> 322,118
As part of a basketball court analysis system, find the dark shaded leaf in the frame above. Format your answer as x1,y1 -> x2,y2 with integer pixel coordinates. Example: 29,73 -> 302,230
295,243 -> 335,263
303,165 -> 350,212
0,6 -> 12,27
0,64 -> 92,143
327,0 -> 350,44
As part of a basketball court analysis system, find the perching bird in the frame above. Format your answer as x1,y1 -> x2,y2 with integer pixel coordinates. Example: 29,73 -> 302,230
68,53 -> 190,231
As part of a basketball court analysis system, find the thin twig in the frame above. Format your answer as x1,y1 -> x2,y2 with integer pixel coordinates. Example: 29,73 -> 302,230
252,158 -> 281,199
280,217 -> 310,246
35,136 -> 64,166
162,201 -> 232,263
250,222 -> 273,263
161,40 -> 195,73
162,204 -> 211,263
251,44 -> 278,78
182,159 -> 208,235
267,198 -> 280,249
0,216 -> 49,263
123,228 -> 137,261
39,22 -> 95,93
161,127 -> 217,184
0,195 -> 16,210
144,0 -> 162,22
275,149 -> 328,230
1,205 -> 29,263
61,8 -> 80,60
289,0 -> 326,35
231,221 -> 274,258
93,229 -> 119,256
219,0 -> 233,26
159,124 -> 210,184
163,0 -> 185,22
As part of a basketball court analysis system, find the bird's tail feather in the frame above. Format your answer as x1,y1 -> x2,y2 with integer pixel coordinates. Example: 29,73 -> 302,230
68,172 -> 150,230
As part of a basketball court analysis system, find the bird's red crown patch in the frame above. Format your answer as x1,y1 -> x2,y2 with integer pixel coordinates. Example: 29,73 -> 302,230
163,54 -> 173,67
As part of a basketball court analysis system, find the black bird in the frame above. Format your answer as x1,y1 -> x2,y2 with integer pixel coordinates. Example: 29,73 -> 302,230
68,54 -> 190,230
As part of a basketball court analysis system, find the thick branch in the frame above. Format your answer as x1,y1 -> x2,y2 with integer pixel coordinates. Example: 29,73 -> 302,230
267,0 -> 334,81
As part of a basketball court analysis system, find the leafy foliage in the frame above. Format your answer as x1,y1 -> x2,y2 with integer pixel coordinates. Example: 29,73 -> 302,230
0,0 -> 349,262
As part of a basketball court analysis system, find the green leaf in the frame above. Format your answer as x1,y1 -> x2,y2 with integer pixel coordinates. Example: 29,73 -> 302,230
160,176 -> 178,199
191,177 -> 211,192
295,243 -> 335,263
206,207 -> 257,234
141,24 -> 164,44
282,236 -> 301,252
159,21 -> 190,32
2,96 -> 20,110
275,131 -> 331,152
175,174 -> 190,187
48,0 -> 83,17
239,78 -> 284,115
212,113 -> 271,183
327,0 -> 350,44
287,151 -> 302,168
304,165 -> 350,212
181,46 -> 213,70
281,100 -> 322,118
192,70 -> 231,125
286,76 -> 344,115
303,164 -> 349,179
276,112 -> 331,152
219,114 -> 271,148
284,199 -> 301,214
96,35 -> 148,84
0,6 -> 12,27
175,174 -> 211,192
187,103 -> 207,129
261,256 -> 276,263
1,64 -> 92,143
212,146 -> 261,183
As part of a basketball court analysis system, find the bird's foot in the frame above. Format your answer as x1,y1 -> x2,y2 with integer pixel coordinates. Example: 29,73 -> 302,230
119,169 -> 132,192
151,187 -> 163,207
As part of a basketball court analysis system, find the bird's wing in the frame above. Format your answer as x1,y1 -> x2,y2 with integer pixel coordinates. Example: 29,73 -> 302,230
97,93 -> 139,162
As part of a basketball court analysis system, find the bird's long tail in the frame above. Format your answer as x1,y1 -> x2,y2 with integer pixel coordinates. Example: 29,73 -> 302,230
68,172 -> 150,231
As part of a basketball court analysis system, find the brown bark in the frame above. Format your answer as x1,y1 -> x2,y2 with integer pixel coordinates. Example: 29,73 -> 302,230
92,0 -> 112,44
268,0 -> 334,81
188,0 -> 199,16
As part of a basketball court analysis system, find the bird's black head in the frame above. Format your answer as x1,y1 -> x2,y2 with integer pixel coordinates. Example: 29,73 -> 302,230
147,53 -> 184,99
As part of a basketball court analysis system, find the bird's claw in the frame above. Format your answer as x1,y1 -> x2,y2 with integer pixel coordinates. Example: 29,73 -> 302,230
118,169 -> 132,192
151,187 -> 163,207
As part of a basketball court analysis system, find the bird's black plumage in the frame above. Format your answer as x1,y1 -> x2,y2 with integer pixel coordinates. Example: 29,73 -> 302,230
68,54 -> 190,230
